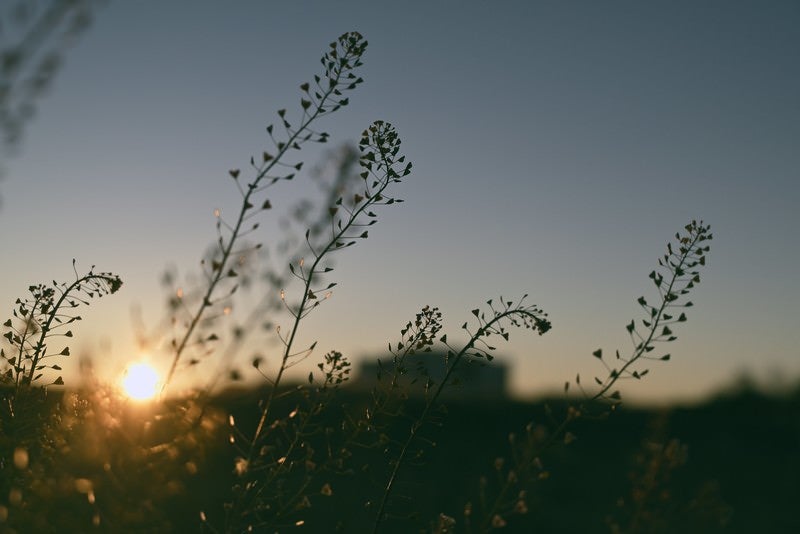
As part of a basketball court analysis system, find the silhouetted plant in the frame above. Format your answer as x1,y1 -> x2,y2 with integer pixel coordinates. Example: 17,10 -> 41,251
160,31 -> 368,396
223,116 -> 414,531
0,261 -> 121,530
368,298 -> 551,533
606,413 -> 731,533
0,28 -> 719,534
455,221 -> 712,531
584,220 -> 712,404
1,260 -> 121,393
0,0 -> 103,206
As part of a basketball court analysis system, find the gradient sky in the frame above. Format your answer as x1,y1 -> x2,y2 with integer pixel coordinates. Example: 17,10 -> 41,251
1,1 -> 798,403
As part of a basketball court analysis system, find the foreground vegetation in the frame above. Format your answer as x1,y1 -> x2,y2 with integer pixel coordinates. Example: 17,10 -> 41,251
0,30 -> 743,533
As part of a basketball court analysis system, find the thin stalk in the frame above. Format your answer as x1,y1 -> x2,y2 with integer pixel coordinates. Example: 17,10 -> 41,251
372,308 -> 546,533
226,121 -> 398,532
247,141 -> 393,460
25,273 -> 113,385
591,228 -> 703,402
161,62 -> 348,395
476,223 -> 709,532
14,294 -> 43,390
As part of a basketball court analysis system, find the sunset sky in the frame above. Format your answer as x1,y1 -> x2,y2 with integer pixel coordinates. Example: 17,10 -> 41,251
1,1 -> 798,404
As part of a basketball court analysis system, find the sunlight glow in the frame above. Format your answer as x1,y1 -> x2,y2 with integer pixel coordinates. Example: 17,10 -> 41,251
121,362 -> 160,401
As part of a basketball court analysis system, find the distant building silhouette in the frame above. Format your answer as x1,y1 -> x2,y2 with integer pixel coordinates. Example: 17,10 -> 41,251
352,351 -> 509,401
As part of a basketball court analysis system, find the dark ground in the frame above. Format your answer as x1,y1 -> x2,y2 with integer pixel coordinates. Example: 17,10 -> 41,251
3,383 -> 798,533
176,385 -> 799,533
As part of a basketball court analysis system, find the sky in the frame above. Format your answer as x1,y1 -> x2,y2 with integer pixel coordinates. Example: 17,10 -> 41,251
1,1 -> 798,404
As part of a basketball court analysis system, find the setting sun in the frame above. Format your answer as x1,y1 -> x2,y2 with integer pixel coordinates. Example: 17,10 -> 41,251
121,362 -> 160,401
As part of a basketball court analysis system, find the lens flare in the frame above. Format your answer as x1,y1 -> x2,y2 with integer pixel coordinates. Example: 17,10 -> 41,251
121,362 -> 160,400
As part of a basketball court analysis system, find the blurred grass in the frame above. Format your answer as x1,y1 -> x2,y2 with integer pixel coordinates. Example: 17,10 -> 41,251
10,382 -> 797,532
179,384 -> 799,532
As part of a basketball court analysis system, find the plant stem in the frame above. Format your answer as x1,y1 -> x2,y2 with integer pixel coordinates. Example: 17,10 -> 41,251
161,63 -> 348,395
591,228 -> 703,402
372,309 -> 546,533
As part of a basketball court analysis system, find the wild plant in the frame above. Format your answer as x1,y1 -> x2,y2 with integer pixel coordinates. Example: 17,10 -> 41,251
159,31 -> 368,396
0,0 -> 102,196
136,29 -> 713,532
605,412 -> 731,533
0,27 -> 716,534
0,261 -> 122,395
364,299 -> 551,532
0,262 -> 122,530
137,31 -> 395,531
222,116 -> 415,531
449,220 -> 713,531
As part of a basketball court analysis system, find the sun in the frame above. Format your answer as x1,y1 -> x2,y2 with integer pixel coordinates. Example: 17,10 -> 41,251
121,362 -> 160,401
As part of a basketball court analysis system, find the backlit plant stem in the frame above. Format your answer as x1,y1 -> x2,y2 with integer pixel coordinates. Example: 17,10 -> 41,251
161,36 -> 364,395
373,306 -> 550,533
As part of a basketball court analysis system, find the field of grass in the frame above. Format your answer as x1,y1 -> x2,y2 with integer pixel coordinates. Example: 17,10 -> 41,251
6,383 -> 791,532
